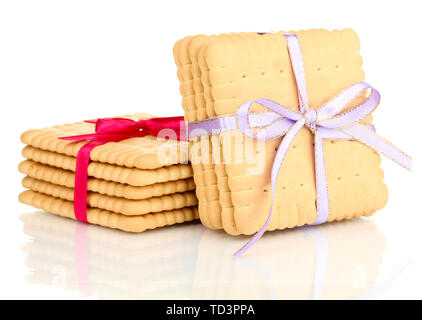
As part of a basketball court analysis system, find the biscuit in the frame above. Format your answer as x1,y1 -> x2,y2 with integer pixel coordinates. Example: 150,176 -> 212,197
22,146 -> 193,186
19,160 -> 195,200
174,33 -> 256,232
196,33 -> 261,234
22,176 -> 198,216
20,113 -> 189,170
174,36 -> 214,228
19,190 -> 199,232
198,29 -> 387,235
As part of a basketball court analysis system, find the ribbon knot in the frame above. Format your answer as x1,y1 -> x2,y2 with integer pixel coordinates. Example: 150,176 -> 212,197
94,118 -> 145,135
65,116 -> 186,143
187,33 -> 412,256
303,109 -> 317,132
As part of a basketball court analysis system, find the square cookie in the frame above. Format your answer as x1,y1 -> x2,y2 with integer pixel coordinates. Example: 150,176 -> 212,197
198,29 -> 387,235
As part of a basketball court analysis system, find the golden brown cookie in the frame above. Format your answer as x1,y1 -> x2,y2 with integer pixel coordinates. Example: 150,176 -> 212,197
22,176 -> 198,215
19,160 -> 195,200
19,190 -> 199,232
197,29 -> 387,235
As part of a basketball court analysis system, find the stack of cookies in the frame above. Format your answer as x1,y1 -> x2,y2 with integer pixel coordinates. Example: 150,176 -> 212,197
173,29 -> 388,236
19,113 -> 199,232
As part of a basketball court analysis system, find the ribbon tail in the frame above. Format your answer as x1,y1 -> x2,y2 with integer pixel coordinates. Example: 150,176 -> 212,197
341,123 -> 412,170
73,140 -> 106,223
312,129 -> 330,225
234,119 -> 305,256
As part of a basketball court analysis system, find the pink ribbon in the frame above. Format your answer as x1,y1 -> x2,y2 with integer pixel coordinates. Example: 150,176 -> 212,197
188,34 -> 412,256
59,116 -> 186,223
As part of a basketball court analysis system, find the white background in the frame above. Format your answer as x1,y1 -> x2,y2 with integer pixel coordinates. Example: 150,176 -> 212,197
0,0 -> 421,299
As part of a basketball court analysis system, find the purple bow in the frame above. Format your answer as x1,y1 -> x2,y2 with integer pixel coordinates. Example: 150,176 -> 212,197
188,34 -> 412,256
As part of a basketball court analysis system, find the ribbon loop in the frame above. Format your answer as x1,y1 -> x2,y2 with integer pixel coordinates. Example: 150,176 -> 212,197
95,118 -> 141,134
317,82 -> 372,119
317,87 -> 380,129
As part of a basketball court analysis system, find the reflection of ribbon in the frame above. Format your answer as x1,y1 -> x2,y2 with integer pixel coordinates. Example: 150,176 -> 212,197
188,34 -> 412,256
74,222 -> 91,296
303,228 -> 328,300
59,116 -> 186,223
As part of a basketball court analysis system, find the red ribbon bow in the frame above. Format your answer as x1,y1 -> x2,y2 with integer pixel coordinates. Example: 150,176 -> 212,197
59,116 -> 186,223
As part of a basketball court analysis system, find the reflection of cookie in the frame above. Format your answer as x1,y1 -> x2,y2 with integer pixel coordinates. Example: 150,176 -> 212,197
196,29 -> 387,235
20,211 -> 202,256
21,211 -> 202,268
20,113 -> 189,169
192,228 -> 316,299
19,190 -> 199,232
22,146 -> 193,186
192,219 -> 385,299
22,176 -> 198,215
20,212 -> 202,298
19,160 -> 195,200
316,220 -> 386,299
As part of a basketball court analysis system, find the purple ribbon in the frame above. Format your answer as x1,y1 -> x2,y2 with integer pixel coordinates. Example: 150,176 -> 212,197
188,34 -> 412,256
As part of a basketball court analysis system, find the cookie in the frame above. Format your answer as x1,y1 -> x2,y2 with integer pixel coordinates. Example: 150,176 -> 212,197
20,113 -> 189,170
198,29 -> 387,235
174,33 -> 256,232
22,176 -> 198,216
197,33 -> 263,234
19,160 -> 195,200
174,37 -> 206,223
19,190 -> 199,232
22,146 -> 193,186
174,36 -> 217,229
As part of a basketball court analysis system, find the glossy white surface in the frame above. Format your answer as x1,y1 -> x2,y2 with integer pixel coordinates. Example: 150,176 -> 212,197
1,0 -> 421,299
15,205 -> 421,299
